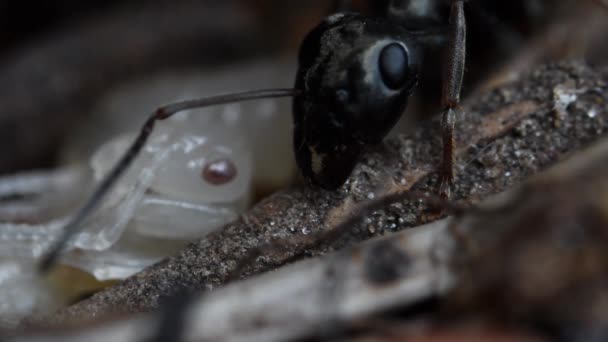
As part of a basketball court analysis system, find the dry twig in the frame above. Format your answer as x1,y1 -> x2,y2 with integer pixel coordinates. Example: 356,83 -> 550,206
12,131 -> 608,341
22,61 -> 607,330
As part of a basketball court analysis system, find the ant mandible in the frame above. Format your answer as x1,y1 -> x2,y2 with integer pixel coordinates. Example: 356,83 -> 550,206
39,0 -> 466,272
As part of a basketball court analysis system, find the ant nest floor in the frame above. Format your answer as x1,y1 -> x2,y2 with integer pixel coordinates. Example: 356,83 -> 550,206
21,60 -> 608,340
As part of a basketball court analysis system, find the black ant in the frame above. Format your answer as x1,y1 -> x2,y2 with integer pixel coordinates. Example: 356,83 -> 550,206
38,0 -> 467,272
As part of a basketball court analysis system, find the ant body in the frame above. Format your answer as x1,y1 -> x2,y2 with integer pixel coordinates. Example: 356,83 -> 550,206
38,0 -> 477,271
293,1 -> 463,192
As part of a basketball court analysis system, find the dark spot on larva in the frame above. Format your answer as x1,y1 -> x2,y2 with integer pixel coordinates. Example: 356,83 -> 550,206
202,159 -> 237,185
365,239 -> 411,285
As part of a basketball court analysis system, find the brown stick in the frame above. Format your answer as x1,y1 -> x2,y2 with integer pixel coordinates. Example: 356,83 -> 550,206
16,129 -> 608,341
28,61 -> 608,328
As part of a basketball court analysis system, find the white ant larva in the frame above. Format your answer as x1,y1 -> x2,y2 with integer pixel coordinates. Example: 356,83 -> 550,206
0,59 -> 296,281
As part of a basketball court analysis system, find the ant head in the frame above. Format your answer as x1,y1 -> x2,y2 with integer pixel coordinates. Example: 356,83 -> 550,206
293,13 -> 419,189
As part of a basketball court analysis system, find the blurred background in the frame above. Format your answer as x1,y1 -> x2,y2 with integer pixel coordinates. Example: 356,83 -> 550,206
0,0 -> 322,175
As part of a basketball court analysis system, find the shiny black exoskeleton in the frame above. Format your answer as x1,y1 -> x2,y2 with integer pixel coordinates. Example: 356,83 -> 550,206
293,0 -> 463,191
293,13 -> 420,189
292,0 -> 553,191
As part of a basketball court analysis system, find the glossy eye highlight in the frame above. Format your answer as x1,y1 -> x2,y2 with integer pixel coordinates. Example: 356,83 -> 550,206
378,42 -> 409,90
202,159 -> 237,185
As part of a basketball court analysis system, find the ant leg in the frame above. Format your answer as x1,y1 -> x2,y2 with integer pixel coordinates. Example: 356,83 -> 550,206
439,0 -> 466,199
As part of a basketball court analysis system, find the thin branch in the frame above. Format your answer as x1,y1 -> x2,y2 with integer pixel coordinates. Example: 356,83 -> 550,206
27,61 -> 608,328
13,134 -> 608,341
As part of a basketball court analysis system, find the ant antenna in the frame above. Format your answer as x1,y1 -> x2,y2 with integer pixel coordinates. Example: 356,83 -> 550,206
39,88 -> 300,274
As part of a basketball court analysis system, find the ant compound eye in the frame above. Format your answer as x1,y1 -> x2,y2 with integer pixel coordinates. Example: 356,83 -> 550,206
202,158 -> 237,185
378,43 -> 409,90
